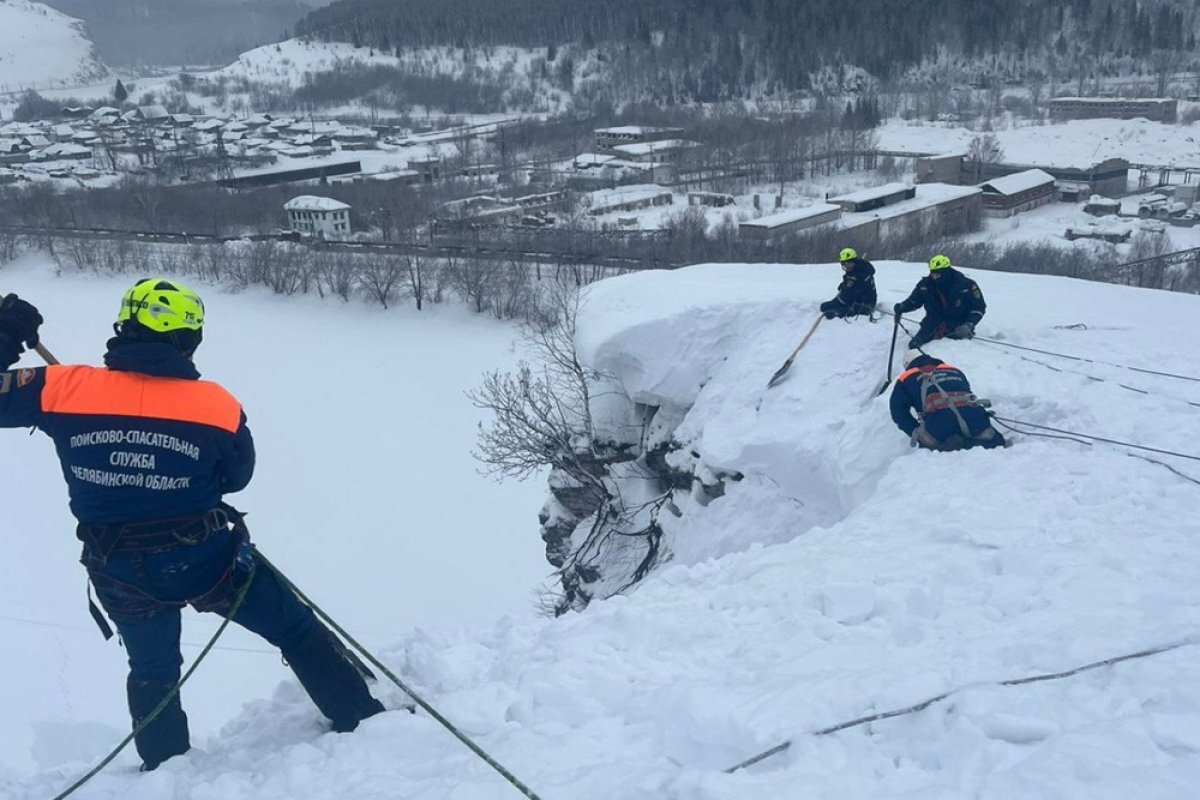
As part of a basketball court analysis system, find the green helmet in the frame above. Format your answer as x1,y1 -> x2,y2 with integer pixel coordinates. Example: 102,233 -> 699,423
839,247 -> 858,262
117,278 -> 204,333
928,254 -> 952,271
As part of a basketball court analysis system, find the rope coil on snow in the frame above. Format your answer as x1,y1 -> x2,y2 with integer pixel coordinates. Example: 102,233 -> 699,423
725,637 -> 1200,774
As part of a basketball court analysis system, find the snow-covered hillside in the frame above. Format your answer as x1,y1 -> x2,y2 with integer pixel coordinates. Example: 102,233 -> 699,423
877,116 -> 1200,167
4,259 -> 1200,799
0,1 -> 107,92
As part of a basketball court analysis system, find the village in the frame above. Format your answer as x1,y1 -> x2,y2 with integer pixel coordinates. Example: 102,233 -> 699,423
2,93 -> 1199,267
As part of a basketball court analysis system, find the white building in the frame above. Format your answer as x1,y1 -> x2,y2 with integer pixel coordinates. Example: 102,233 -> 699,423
284,195 -> 352,239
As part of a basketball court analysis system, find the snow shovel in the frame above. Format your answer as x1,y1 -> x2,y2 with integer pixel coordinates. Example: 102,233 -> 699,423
766,315 -> 823,389
869,314 -> 900,397
1,291 -> 58,365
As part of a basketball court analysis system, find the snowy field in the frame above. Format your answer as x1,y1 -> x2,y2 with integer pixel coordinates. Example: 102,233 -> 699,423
877,116 -> 1200,168
4,256 -> 1200,799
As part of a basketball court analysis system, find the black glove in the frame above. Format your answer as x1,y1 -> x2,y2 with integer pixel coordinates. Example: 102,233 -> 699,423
0,294 -> 42,350
892,304 -> 902,317
952,323 -> 975,339
0,328 -> 19,368
822,309 -> 837,320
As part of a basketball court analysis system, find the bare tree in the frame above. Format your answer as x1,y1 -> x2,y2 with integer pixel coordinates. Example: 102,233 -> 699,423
469,284 -> 596,480
313,249 -> 354,301
402,251 -> 431,310
966,133 -> 1004,183
445,252 -> 501,313
1150,49 -> 1177,97
356,253 -> 406,308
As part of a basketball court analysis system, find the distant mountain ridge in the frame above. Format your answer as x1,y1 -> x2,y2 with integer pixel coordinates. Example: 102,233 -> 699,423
40,0 -> 331,67
0,0 -> 108,92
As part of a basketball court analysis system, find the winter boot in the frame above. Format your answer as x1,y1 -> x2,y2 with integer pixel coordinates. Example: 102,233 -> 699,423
282,625 -> 385,732
127,676 -> 190,770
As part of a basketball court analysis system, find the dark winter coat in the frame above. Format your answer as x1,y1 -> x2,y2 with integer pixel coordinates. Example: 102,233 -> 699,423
894,267 -> 986,329
0,333 -> 254,524
889,355 -> 1003,450
820,257 -> 877,318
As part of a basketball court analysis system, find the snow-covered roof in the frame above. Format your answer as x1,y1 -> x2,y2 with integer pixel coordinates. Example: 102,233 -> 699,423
293,134 -> 332,146
1051,96 -> 1173,104
741,203 -> 841,229
284,195 -> 351,212
590,184 -> 676,212
827,182 -> 914,205
41,143 -> 91,156
841,184 -> 982,226
369,169 -> 420,181
565,153 -> 616,168
980,169 -> 1056,196
612,139 -> 701,157
1,123 -> 39,137
596,125 -> 685,136
137,104 -> 170,120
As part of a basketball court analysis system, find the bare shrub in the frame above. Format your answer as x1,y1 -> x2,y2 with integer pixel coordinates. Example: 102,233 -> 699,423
356,253 -> 406,308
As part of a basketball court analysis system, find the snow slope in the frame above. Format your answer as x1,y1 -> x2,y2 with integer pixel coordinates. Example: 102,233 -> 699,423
5,260 -> 1200,799
0,1 -> 107,93
877,116 -> 1200,168
0,257 -> 549,781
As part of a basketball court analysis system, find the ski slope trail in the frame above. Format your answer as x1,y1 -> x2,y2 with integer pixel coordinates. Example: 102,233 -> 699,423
5,260 -> 1200,799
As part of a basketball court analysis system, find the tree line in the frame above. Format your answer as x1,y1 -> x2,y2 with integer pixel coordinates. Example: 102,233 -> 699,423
296,0 -> 1198,102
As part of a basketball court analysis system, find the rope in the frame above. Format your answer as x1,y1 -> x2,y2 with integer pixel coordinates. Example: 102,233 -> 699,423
894,316 -> 1200,406
725,637 -> 1200,774
972,334 -> 1200,384
972,339 -> 1200,409
51,568 -> 254,800
254,551 -> 547,800
992,416 -> 1200,463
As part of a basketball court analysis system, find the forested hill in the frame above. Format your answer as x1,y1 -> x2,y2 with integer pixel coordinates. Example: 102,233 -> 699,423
43,0 -> 318,66
296,0 -> 1196,92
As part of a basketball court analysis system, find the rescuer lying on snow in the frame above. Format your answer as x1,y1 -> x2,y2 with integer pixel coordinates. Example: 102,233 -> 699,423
889,350 -> 1005,452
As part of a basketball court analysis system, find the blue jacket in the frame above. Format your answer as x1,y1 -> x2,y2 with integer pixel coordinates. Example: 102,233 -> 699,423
889,355 -> 993,442
894,267 -> 986,328
0,333 -> 254,525
833,257 -> 877,308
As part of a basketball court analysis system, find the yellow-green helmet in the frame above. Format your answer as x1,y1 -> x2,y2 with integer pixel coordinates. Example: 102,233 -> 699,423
117,278 -> 204,333
839,247 -> 858,262
928,254 -> 952,271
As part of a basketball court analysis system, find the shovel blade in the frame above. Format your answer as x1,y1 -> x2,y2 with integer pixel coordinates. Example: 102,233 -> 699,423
766,359 -> 793,389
